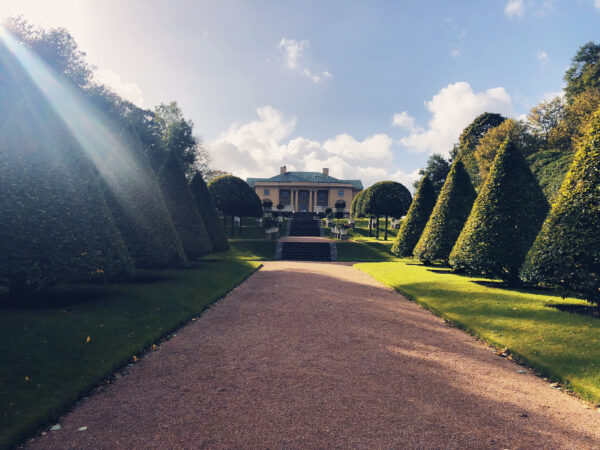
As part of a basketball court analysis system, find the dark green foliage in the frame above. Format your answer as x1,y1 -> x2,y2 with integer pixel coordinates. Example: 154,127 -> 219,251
392,176 -> 436,256
362,181 -> 412,218
521,110 -> 600,303
350,190 -> 365,217
190,172 -> 229,252
414,160 -> 477,264
449,141 -> 549,283
452,112 -> 507,186
527,148 -> 577,204
208,175 -> 263,218
158,153 -> 212,259
413,153 -> 451,196
98,131 -> 188,269
0,61 -> 134,296
564,42 -> 600,102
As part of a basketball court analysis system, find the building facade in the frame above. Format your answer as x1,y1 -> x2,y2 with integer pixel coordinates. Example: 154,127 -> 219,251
247,166 -> 363,213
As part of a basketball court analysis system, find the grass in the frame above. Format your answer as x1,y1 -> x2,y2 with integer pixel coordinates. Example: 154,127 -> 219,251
223,216 -> 287,240
0,260 -> 261,449
322,217 -> 400,242
336,241 -> 400,262
203,240 -> 277,261
357,259 -> 600,404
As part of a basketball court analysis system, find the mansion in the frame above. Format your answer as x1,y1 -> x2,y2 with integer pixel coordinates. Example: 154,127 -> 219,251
247,166 -> 363,213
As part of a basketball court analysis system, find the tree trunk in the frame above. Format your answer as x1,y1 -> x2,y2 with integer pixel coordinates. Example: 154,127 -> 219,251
231,215 -> 235,236
376,216 -> 380,240
369,216 -> 372,237
239,217 -> 243,236
384,215 -> 388,240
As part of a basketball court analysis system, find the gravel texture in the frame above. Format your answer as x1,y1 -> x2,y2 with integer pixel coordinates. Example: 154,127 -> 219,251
27,262 -> 600,449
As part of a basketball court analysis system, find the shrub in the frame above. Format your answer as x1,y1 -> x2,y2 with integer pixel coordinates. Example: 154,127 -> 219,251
99,132 -> 188,269
449,140 -> 549,284
392,176 -> 436,256
158,153 -> 212,259
521,109 -> 600,303
414,160 -> 476,264
190,172 -> 229,252
0,83 -> 134,298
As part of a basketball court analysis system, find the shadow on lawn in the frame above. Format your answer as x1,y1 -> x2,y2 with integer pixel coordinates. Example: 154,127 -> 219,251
0,286 -> 119,309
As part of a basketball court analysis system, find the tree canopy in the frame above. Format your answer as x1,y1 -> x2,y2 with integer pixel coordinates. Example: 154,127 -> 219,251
413,154 -> 451,196
362,181 -> 412,219
208,175 -> 262,218
564,41 -> 600,102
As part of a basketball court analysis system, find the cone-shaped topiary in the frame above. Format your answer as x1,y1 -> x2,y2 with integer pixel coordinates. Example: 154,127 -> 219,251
350,190 -> 365,217
158,153 -> 213,259
414,160 -> 477,264
0,64 -> 134,298
392,175 -> 436,256
449,140 -> 549,284
190,172 -> 229,252
520,109 -> 600,303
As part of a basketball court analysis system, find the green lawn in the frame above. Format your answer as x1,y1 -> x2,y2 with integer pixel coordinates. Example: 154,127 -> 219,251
336,241 -> 400,262
357,260 -> 600,403
203,240 -> 277,261
0,260 -> 260,449
322,217 -> 400,242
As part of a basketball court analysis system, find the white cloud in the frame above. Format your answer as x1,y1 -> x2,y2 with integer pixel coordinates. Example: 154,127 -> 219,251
505,0 -> 525,18
396,81 -> 514,156
94,68 -> 144,107
536,50 -> 549,63
596,0 -> 600,9
210,106 -> 400,188
278,38 -> 308,69
278,38 -> 332,83
450,49 -> 461,58
392,111 -> 422,133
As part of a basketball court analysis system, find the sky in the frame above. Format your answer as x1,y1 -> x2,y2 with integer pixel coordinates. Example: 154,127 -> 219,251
1,0 -> 599,188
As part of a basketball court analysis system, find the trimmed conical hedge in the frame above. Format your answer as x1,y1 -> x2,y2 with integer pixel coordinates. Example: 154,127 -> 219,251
158,153 -> 213,259
449,140 -> 549,283
351,189 -> 366,217
190,172 -> 229,252
392,175 -> 436,256
0,81 -> 134,297
521,109 -> 600,303
414,160 -> 476,264
99,132 -> 188,269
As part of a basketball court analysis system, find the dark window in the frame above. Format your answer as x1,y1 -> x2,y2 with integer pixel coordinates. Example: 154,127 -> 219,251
280,190 -> 291,205
338,190 -> 344,197
317,190 -> 328,206
264,188 -> 270,195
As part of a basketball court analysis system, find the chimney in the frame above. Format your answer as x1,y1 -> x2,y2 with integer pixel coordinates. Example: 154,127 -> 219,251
322,168 -> 329,176
280,165 -> 287,174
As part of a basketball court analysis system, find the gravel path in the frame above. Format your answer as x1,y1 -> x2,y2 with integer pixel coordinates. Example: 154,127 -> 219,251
28,262 -> 600,449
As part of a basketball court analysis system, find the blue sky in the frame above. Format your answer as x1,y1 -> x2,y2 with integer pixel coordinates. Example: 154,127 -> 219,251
1,0 -> 599,187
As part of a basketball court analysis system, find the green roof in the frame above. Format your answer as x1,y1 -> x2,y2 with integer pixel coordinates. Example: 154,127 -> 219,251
247,171 -> 363,190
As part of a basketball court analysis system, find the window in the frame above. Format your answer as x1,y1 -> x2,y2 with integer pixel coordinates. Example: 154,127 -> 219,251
338,190 -> 344,197
317,190 -> 328,206
279,190 -> 291,205
264,188 -> 270,196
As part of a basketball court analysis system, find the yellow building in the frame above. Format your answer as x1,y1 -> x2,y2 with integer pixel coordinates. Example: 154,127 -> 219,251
247,166 -> 363,213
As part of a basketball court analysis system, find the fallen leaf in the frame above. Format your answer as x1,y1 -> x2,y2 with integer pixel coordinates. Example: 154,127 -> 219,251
50,424 -> 61,431
85,336 -> 91,343
132,355 -> 138,362
77,426 -> 87,432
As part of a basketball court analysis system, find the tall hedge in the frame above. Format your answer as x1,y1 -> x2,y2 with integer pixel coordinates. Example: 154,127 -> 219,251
520,109 -> 600,302
414,160 -> 476,264
158,153 -> 213,259
392,175 -> 436,256
190,172 -> 229,252
99,129 -> 188,269
0,81 -> 134,297
449,140 -> 549,283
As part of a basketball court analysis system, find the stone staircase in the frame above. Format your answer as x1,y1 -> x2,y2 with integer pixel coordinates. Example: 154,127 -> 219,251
289,213 -> 320,237
280,242 -> 333,261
